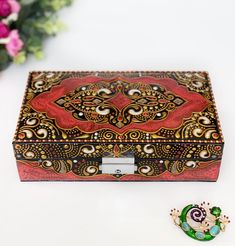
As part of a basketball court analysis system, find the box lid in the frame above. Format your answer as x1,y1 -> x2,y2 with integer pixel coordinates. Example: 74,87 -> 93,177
13,71 -> 223,143
13,71 -> 224,161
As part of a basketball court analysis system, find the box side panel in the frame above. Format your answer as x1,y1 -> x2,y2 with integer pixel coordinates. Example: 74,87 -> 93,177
206,72 -> 224,143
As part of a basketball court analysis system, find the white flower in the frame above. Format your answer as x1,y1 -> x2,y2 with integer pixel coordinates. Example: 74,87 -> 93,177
2,13 -> 19,25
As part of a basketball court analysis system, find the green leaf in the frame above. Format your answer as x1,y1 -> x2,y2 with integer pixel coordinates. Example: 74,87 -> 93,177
35,18 -> 65,35
34,50 -> 44,60
0,49 -> 11,71
39,0 -> 73,11
19,0 -> 38,5
13,51 -> 27,64
27,36 -> 43,53
11,0 -> 74,67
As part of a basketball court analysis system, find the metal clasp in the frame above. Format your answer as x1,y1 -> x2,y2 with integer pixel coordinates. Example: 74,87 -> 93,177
100,157 -> 136,175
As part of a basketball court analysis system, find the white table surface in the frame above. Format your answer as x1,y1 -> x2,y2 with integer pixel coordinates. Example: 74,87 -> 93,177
0,1 -> 235,245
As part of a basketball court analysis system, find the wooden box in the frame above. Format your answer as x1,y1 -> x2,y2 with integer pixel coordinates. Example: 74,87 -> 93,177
13,71 -> 224,181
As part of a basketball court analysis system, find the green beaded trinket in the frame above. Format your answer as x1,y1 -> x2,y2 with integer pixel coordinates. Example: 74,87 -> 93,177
170,202 -> 230,241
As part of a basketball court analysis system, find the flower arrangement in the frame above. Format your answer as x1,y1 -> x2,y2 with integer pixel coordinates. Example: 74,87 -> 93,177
0,0 -> 72,71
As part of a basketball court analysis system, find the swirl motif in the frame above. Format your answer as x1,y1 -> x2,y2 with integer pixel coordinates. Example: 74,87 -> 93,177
128,131 -> 141,140
169,72 -> 209,93
41,160 -> 72,173
17,112 -> 66,140
173,112 -> 219,140
81,145 -> 95,154
99,130 -> 115,140
30,72 -> 66,93
190,207 -> 207,222
72,160 -> 100,176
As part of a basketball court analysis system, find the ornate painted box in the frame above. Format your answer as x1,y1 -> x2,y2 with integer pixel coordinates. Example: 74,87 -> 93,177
13,71 -> 224,181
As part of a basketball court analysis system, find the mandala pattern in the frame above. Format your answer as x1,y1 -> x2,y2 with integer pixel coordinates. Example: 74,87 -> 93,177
55,79 -> 185,128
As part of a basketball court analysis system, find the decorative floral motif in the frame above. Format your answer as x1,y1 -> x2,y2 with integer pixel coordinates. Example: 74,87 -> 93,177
55,79 -> 185,128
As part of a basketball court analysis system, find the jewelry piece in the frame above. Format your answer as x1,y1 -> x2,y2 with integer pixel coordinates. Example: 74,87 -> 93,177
170,202 -> 230,241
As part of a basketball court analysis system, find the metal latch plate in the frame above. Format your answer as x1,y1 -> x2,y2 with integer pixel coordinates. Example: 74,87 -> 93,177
101,157 -> 136,174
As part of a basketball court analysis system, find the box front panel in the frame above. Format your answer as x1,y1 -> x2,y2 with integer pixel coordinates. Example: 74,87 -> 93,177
14,142 -> 223,181
16,159 -> 221,181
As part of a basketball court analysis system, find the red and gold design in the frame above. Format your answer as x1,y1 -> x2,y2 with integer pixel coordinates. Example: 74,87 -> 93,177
16,159 -> 221,182
14,143 -> 223,160
29,75 -> 208,135
13,71 -> 224,181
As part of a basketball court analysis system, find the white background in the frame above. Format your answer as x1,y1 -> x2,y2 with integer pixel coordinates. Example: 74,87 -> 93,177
0,0 -> 235,245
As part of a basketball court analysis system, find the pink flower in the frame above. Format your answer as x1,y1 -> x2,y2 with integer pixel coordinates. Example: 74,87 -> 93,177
0,0 -> 11,17
8,0 -> 20,14
0,21 -> 10,38
6,30 -> 23,57
0,0 -> 20,17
